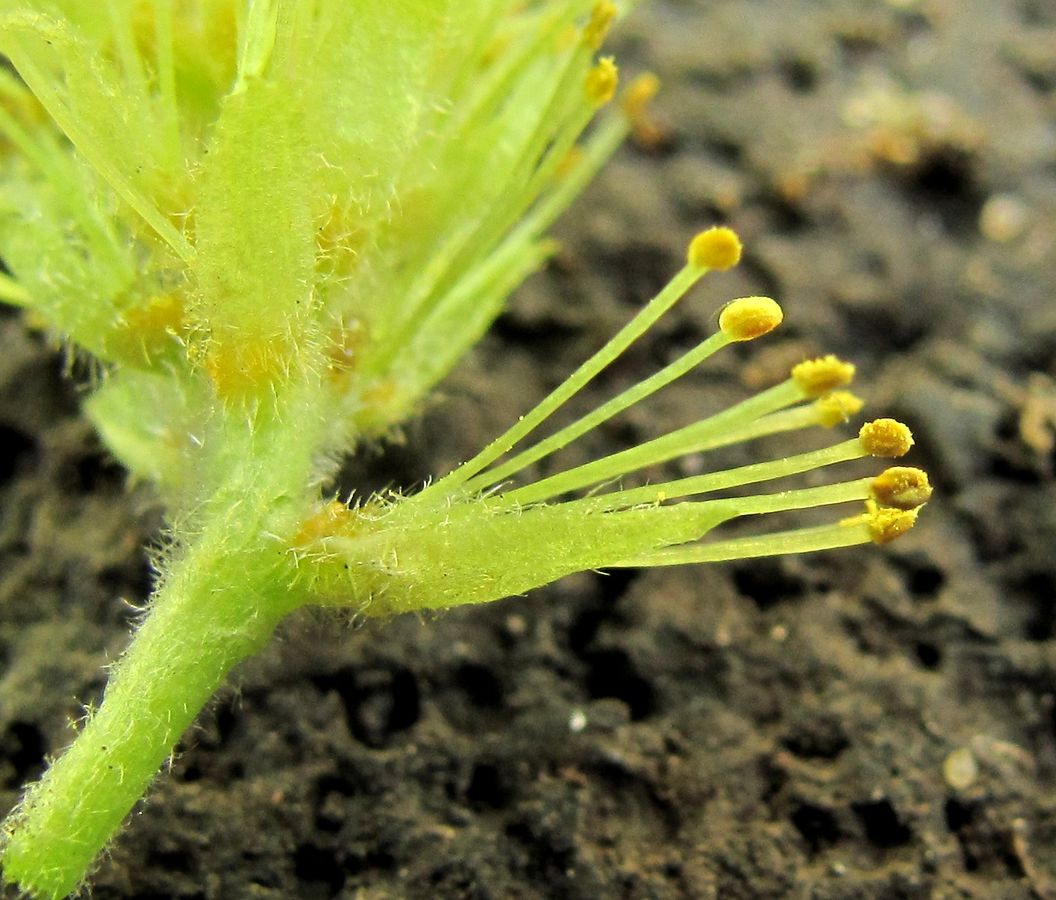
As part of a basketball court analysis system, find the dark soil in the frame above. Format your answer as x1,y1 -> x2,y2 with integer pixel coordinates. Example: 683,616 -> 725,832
3,0 -> 1056,897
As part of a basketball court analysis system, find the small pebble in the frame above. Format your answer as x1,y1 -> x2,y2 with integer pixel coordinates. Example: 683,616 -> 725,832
943,747 -> 979,790
979,194 -> 1029,243
568,709 -> 588,733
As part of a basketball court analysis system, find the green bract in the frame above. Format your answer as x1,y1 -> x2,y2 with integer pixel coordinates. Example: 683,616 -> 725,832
0,2 -> 928,897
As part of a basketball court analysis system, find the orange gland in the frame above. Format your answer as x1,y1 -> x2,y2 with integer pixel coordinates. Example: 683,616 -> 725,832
583,1 -> 618,49
859,418 -> 914,458
204,334 -> 289,401
687,226 -> 742,271
792,354 -> 856,397
718,296 -> 783,341
292,500 -> 355,547
867,503 -> 920,545
815,390 -> 864,427
871,466 -> 932,510
585,56 -> 619,106
108,293 -> 185,366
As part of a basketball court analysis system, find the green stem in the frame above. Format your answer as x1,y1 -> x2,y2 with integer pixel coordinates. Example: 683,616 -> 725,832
0,536 -> 297,900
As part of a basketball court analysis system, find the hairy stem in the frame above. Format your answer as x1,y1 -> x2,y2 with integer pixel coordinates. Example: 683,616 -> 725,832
0,533 -> 299,900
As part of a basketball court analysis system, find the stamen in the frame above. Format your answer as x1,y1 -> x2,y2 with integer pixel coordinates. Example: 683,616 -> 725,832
581,438 -> 864,511
464,330 -> 732,493
498,379 -> 807,506
792,354 -> 856,397
614,520 -> 872,566
583,1 -> 618,50
718,296 -> 783,341
870,467 -> 932,510
859,418 -> 914,457
585,57 -> 618,106
465,298 -> 784,494
688,226 -> 742,271
815,390 -> 864,426
862,502 -> 920,544
620,72 -> 665,149
621,72 -> 661,117
423,228 -> 742,500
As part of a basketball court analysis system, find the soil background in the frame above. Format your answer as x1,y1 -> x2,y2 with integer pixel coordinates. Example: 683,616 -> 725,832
3,0 -> 1056,897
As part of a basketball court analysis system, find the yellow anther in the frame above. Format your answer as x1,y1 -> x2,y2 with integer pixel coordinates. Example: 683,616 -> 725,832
583,1 -> 618,49
585,56 -> 619,106
718,296 -> 783,341
622,72 -> 661,118
870,467 -> 932,510
859,418 -> 914,458
815,390 -> 864,427
791,354 -> 856,397
866,502 -> 919,545
621,72 -> 666,149
687,226 -> 742,271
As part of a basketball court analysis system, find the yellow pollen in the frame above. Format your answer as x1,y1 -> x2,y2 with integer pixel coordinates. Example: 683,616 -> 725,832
583,1 -> 618,50
791,354 -> 856,397
866,502 -> 920,545
814,390 -> 864,427
718,296 -> 783,341
687,226 -> 742,271
870,467 -> 932,510
585,56 -> 619,106
859,418 -> 914,457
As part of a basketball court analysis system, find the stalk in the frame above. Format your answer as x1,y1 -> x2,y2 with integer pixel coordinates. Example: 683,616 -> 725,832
0,532 -> 299,900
